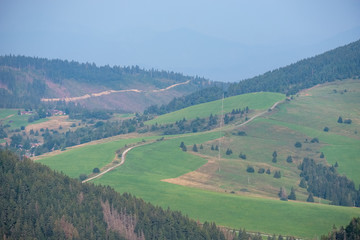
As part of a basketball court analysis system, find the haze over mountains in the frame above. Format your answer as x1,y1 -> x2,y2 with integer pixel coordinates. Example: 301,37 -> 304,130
1,1 -> 360,82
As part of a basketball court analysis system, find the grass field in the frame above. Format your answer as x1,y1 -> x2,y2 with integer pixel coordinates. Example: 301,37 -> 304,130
0,108 -> 49,130
38,80 -> 360,238
39,130 -> 360,238
146,92 -> 285,125
37,136 -> 158,178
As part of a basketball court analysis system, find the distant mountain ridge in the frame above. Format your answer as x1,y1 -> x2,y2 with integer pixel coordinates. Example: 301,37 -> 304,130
0,55 -> 212,111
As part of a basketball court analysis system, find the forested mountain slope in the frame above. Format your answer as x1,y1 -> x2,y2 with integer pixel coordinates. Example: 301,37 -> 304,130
228,39 -> 360,96
0,55 -> 212,111
147,39 -> 360,115
0,149 -> 228,240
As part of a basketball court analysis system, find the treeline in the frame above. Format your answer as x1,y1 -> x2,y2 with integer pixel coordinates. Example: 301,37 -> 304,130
0,55 -> 210,108
25,116 -> 148,156
0,149 -> 228,239
144,86 -> 225,115
0,55 -> 207,87
321,217 -> 360,240
228,39 -> 360,96
299,157 -> 360,207
0,149 -> 295,239
147,40 -> 360,116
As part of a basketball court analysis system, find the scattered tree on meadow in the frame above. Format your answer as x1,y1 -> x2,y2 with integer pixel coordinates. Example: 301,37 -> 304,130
272,151 -> 278,163
180,142 -> 187,152
299,178 -> 307,188
273,171 -> 281,179
211,145 -> 214,150
307,193 -> 315,202
199,144 -> 203,149
310,137 -> 319,143
246,166 -> 255,173
93,168 -> 100,174
239,152 -> 247,159
226,148 -> 233,155
266,168 -> 271,174
337,116 -> 343,123
192,144 -> 198,152
344,119 -> 352,124
323,126 -> 329,132
258,168 -> 265,174
286,155 -> 293,163
320,152 -> 325,158
215,145 -> 219,151
294,142 -> 302,148
278,187 -> 288,201
288,187 -> 296,200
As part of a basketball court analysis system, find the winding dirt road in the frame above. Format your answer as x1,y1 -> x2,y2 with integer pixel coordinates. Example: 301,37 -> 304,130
82,143 -> 149,183
42,80 -> 191,102
82,98 -> 286,183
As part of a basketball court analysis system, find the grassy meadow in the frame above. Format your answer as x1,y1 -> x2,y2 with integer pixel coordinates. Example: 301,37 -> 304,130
38,79 -> 360,238
0,108 -> 48,130
39,130 -> 360,238
146,92 -> 285,125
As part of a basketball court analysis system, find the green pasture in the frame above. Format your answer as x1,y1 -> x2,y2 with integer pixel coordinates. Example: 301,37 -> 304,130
146,92 -> 285,125
0,108 -> 48,130
91,133 -> 359,238
39,130 -> 360,238
37,136 -> 157,178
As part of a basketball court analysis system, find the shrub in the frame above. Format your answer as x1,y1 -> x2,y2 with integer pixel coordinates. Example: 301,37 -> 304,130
337,116 -> 343,123
266,168 -> 271,174
294,142 -> 302,148
323,126 -> 329,132
93,168 -> 100,173
239,152 -> 246,159
246,166 -> 255,173
320,152 -> 324,158
79,174 -> 87,181
344,119 -> 352,124
273,171 -> 281,178
258,168 -> 265,174
226,148 -> 233,155
310,137 -> 319,143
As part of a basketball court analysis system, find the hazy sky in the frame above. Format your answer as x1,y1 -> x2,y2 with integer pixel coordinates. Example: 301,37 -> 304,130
1,0 -> 360,82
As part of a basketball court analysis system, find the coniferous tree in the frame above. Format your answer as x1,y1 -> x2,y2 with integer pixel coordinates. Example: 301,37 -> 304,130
288,187 -> 296,200
299,178 -> 307,188
286,155 -> 293,163
226,148 -> 233,155
192,144 -> 198,152
273,171 -> 281,179
278,187 -> 288,201
338,116 -> 343,123
307,193 -> 315,202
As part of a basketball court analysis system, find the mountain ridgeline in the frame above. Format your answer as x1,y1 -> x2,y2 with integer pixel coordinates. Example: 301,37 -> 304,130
146,39 -> 360,115
0,55 -> 212,111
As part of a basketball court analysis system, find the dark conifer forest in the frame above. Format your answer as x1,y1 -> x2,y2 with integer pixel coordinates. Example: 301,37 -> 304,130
0,149 -> 229,239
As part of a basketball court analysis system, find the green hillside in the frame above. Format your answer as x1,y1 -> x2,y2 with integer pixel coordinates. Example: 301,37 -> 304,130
38,130 -> 360,238
146,92 -> 285,125
37,79 -> 360,238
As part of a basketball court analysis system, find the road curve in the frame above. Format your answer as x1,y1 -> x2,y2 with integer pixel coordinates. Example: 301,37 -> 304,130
82,144 -> 142,183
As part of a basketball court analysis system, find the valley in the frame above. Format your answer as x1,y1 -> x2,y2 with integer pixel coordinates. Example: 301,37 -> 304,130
35,79 -> 360,238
